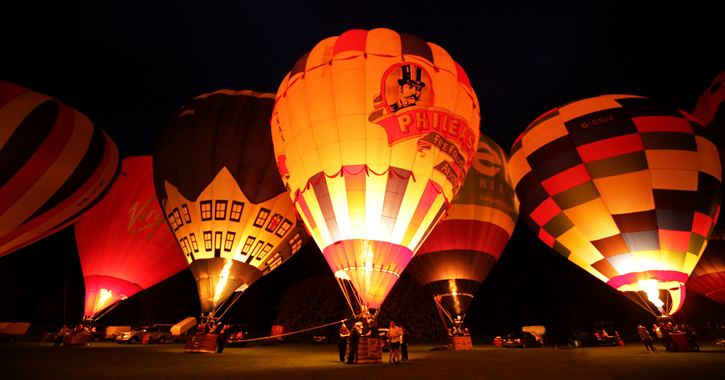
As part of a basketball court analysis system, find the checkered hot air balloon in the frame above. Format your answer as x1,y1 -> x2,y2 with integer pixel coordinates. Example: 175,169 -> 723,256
0,81 -> 120,258
271,29 -> 481,315
510,95 -> 722,316
153,90 -> 308,317
405,133 -> 518,326
75,156 -> 188,320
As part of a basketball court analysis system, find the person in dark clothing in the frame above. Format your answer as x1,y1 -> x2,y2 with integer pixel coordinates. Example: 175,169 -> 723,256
347,322 -> 362,364
400,324 -> 409,361
216,325 -> 231,353
338,323 -> 350,362
637,325 -> 658,353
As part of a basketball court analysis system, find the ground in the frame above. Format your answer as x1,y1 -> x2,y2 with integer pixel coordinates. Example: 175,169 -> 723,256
2,337 -> 723,380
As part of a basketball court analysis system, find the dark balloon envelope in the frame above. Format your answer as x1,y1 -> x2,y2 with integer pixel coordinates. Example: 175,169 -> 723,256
153,89 -> 308,315
406,133 -> 518,323
687,70 -> 725,306
0,81 -> 120,258
510,94 -> 722,316
75,156 -> 187,319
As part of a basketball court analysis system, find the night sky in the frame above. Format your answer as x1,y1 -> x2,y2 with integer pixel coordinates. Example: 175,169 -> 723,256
1,1 -> 724,336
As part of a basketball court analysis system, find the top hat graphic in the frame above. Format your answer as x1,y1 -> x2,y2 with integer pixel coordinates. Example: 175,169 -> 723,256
398,65 -> 426,88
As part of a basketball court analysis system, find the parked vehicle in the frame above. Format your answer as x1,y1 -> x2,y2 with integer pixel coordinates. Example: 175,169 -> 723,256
502,331 -> 542,348
227,324 -> 250,347
116,324 -> 172,344
576,322 -> 623,346
106,326 -> 131,340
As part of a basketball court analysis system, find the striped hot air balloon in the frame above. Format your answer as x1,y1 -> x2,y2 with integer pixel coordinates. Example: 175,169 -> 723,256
0,81 -> 120,258
405,133 -> 517,327
271,28 -> 480,315
510,95 -> 722,316
154,90 -> 308,317
75,156 -> 188,320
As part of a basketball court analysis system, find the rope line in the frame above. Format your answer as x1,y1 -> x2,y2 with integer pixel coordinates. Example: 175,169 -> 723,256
234,318 -> 349,343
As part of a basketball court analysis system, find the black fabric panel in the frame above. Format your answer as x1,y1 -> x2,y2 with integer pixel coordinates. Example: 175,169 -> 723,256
584,151 -> 648,178
530,147 -> 581,183
653,189 -> 697,211
400,34 -> 434,64
696,172 -> 722,217
542,212 -> 574,238
153,92 -> 285,204
612,210 -> 658,233
640,132 -> 697,151
616,97 -> 684,118
0,100 -> 58,185
551,181 -> 600,210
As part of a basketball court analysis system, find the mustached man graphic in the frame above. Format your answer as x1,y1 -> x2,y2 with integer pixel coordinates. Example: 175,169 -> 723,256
389,65 -> 426,112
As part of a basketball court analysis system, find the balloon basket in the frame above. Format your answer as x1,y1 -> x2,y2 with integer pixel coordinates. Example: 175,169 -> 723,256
184,334 -> 218,353
347,337 -> 382,363
450,335 -> 473,350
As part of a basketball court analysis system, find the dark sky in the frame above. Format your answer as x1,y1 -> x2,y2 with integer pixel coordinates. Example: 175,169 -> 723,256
1,1 -> 724,334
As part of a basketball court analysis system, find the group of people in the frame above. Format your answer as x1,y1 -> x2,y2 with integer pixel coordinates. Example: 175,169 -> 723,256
53,324 -> 93,346
338,317 -> 409,364
637,322 -> 700,353
196,319 -> 232,353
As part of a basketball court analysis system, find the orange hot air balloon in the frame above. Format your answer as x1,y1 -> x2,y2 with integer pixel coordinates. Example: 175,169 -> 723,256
272,29 -> 481,315
0,81 -> 120,258
510,95 -> 722,317
405,133 -> 518,326
75,156 -> 188,320
154,90 -> 308,317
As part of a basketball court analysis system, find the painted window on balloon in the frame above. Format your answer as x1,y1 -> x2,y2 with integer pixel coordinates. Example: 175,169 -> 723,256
167,208 -> 183,231
214,232 -> 223,257
181,204 -> 191,223
223,232 -> 236,251
189,233 -> 199,252
275,219 -> 292,237
253,208 -> 270,227
215,200 -> 228,220
242,236 -> 256,254
200,200 -> 212,221
230,201 -> 244,222
258,243 -> 273,260
203,231 -> 213,251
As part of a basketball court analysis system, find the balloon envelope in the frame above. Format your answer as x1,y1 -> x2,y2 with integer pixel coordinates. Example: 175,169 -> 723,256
406,133 -> 518,320
272,28 -> 481,312
154,90 -> 307,314
510,95 -> 722,316
0,81 -> 120,257
75,156 -> 187,318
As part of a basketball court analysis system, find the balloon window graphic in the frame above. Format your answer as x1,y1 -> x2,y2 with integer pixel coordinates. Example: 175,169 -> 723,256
510,94 -> 722,316
272,28 -> 481,314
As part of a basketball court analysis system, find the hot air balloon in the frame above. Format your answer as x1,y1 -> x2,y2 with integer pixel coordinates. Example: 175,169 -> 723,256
510,94 -> 722,317
405,133 -> 517,330
0,81 -> 120,258
271,28 -> 481,316
154,89 -> 308,320
75,156 -> 188,320
686,70 -> 725,306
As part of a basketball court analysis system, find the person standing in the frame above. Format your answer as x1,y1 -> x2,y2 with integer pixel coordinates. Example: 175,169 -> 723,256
388,320 -> 402,364
347,322 -> 362,364
400,323 -> 409,361
216,325 -> 230,353
637,325 -> 658,353
338,323 -> 350,362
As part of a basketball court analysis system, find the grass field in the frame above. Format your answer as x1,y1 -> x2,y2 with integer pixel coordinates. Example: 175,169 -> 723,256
2,338 -> 724,380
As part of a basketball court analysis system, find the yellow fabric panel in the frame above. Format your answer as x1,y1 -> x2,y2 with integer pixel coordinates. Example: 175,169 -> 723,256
521,117 -> 569,156
695,135 -> 723,180
364,174 -> 387,239
648,169 -> 698,191
390,183 -> 425,242
645,150 -> 704,171
569,254 -> 610,282
593,171 -> 654,214
567,236 -> 606,265
568,215 -> 619,242
366,28 -> 402,56
683,251 -> 701,275
328,176 -> 351,239
302,187 -> 332,245
605,253 -> 638,275
509,148 -> 532,188
557,94 -> 632,121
